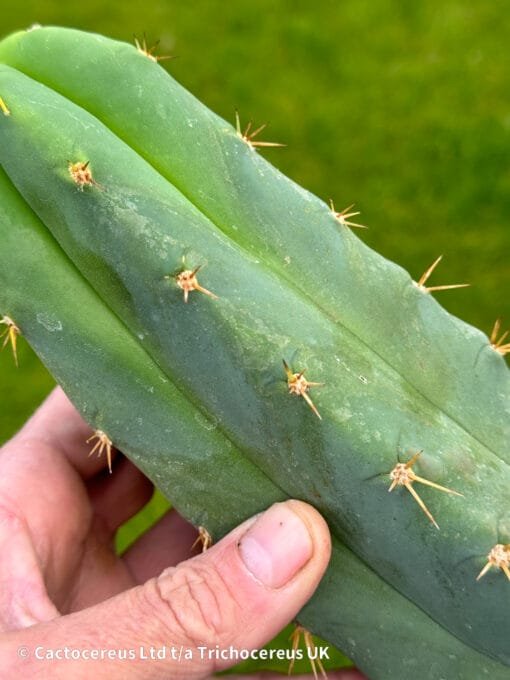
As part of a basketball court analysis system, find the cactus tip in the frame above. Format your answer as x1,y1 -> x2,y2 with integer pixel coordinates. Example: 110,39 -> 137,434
414,255 -> 470,294
477,544 -> 510,582
86,430 -> 114,473
283,360 -> 323,420
235,111 -> 285,149
0,315 -> 20,366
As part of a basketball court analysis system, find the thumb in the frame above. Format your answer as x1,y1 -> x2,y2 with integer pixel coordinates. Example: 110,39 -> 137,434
6,500 -> 331,679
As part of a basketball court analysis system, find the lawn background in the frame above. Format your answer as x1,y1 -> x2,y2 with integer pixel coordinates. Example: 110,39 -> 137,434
0,0 -> 509,673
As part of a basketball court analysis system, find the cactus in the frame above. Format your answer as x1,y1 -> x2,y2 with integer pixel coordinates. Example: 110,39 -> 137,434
0,26 -> 509,679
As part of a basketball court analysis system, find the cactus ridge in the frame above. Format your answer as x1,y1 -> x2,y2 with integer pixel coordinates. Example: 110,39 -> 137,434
0,160 -> 288,515
0,28 -> 509,679
0,31 -> 505,460
0,61 -> 500,464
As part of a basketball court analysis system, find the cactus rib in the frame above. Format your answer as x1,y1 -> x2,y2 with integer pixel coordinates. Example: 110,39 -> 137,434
1,54 -> 509,664
0,28 -> 503,463
3,163 -> 509,679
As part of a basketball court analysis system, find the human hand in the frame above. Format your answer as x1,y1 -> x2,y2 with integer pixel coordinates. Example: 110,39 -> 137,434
0,387 -> 365,679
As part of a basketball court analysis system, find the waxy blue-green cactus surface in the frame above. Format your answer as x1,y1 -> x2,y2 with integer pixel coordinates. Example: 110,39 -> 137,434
0,27 -> 509,680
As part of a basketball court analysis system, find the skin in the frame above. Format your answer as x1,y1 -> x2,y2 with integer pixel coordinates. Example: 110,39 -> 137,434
0,387 -> 365,679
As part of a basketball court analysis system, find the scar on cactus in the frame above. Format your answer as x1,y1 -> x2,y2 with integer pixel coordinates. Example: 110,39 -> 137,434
289,625 -> 327,680
166,264 -> 218,304
329,199 -> 367,229
133,34 -> 173,63
235,111 -> 285,149
192,526 -> 213,553
86,430 -> 114,474
490,319 -> 510,356
477,543 -> 510,582
414,255 -> 470,294
388,451 -> 463,530
68,161 -> 102,192
283,359 -> 323,420
0,96 -> 10,116
0,315 -> 20,366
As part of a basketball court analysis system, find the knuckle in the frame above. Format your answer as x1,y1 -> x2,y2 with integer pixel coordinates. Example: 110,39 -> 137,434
0,504 -> 25,534
140,561 -> 239,647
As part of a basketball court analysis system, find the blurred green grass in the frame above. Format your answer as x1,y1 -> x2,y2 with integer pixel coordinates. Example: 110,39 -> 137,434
0,0 -> 509,672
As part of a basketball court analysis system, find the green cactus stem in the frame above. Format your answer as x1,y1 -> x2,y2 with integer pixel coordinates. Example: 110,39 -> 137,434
0,27 -> 509,679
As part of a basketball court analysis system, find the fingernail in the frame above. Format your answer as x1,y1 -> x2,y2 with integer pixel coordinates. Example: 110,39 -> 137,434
238,502 -> 313,588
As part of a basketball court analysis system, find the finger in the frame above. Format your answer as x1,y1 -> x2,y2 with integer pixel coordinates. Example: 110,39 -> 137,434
87,458 -> 154,535
0,505 -> 59,632
122,509 -> 200,582
0,433 -> 93,595
227,673 -> 365,679
7,386 -> 114,478
10,501 -> 331,679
